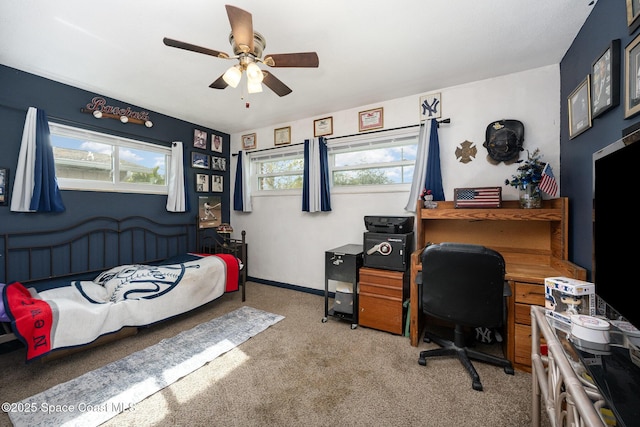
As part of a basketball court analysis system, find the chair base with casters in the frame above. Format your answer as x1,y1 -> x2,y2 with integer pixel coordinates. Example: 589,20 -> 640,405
419,324 -> 514,391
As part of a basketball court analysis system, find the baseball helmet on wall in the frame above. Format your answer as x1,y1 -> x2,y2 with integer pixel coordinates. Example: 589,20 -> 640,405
482,119 -> 524,162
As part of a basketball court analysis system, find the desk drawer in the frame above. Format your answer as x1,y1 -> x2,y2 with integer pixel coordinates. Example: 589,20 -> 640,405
515,303 -> 534,326
514,282 -> 545,305
359,293 -> 404,334
359,282 -> 403,299
359,267 -> 405,288
514,323 -> 533,367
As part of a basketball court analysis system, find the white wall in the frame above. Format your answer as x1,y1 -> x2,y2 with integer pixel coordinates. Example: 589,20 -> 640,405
229,65 -> 560,292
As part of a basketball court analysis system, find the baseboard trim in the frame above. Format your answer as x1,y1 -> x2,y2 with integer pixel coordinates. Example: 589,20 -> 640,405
247,277 -> 326,297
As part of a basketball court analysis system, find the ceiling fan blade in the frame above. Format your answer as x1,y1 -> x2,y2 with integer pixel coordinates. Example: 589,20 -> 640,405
163,37 -> 230,59
209,74 -> 228,90
225,5 -> 254,54
262,71 -> 292,97
263,52 -> 319,68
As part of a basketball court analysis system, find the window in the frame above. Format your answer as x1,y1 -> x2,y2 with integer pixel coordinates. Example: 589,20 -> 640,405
253,148 -> 305,191
330,134 -> 418,187
249,130 -> 418,194
49,123 -> 170,194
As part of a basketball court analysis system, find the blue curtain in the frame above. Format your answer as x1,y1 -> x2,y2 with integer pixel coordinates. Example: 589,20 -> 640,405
11,107 -> 65,212
424,118 -> 445,201
233,150 -> 252,212
405,119 -> 444,211
302,137 -> 331,212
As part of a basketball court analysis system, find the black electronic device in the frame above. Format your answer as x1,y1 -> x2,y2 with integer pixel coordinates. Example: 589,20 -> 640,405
363,232 -> 413,272
364,216 -> 414,234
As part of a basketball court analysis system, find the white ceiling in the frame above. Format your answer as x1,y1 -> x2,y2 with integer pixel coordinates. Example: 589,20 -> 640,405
0,1 -> 596,135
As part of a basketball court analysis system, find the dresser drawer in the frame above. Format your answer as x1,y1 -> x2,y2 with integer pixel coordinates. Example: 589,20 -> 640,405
514,282 -> 545,306
514,323 -> 533,367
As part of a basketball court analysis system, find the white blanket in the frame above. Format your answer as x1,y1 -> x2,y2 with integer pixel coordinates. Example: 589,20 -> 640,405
4,255 -> 234,361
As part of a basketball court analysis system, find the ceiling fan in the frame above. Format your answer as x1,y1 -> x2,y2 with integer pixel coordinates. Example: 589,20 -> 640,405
163,4 -> 319,97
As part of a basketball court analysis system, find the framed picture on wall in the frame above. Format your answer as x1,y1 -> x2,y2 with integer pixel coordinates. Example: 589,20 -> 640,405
591,39 -> 620,119
195,173 -> 209,192
625,33 -> 640,118
313,117 -> 333,137
242,133 -> 256,150
198,196 -> 221,228
0,168 -> 8,206
191,152 -> 210,169
274,126 -> 291,146
193,129 -> 207,150
211,175 -> 223,192
211,156 -> 226,171
358,107 -> 384,132
627,0 -> 640,34
212,134 -> 223,153
419,92 -> 442,121
567,75 -> 592,139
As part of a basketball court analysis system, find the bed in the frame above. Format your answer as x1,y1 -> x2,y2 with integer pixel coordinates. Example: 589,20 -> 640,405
0,216 -> 245,362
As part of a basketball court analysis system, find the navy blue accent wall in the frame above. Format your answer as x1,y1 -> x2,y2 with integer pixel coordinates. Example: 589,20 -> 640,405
0,64 -> 230,235
561,0 -> 633,280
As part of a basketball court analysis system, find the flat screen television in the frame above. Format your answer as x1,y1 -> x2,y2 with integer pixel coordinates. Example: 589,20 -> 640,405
593,136 -> 640,329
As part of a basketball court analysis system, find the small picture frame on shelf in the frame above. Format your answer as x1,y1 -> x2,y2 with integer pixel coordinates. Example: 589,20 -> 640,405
591,39 -> 620,119
193,129 -> 207,150
211,175 -> 223,192
314,117 -> 333,137
0,167 -> 8,206
274,126 -> 291,146
195,173 -> 209,192
242,133 -> 256,150
359,107 -> 384,132
567,76 -> 592,139
191,152 -> 210,169
198,196 -> 221,228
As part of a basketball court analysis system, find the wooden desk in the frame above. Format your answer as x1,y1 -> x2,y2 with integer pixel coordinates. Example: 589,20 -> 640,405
409,198 -> 586,371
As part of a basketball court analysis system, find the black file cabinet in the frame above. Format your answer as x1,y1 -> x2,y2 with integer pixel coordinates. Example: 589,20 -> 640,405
322,244 -> 363,329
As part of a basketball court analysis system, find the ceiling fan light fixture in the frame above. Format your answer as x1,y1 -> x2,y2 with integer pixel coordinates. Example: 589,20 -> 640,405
247,79 -> 263,94
222,65 -> 242,88
245,62 -> 263,83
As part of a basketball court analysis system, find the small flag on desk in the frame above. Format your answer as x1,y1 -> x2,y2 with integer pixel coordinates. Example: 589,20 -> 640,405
539,163 -> 558,197
454,187 -> 502,208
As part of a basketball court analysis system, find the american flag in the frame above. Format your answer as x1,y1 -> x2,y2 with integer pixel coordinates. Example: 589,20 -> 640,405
455,187 -> 502,208
539,163 -> 558,197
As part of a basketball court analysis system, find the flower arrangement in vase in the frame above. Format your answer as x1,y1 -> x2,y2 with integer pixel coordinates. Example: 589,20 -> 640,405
420,189 -> 438,209
504,148 -> 544,208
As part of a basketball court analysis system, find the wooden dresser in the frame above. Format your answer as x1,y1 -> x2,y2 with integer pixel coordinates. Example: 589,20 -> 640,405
358,267 -> 408,335
409,198 -> 586,372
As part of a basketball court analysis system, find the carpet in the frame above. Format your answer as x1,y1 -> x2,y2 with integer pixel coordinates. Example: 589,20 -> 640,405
8,306 -> 284,427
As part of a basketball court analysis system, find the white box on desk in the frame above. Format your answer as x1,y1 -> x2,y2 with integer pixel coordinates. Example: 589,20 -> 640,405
544,276 -> 595,326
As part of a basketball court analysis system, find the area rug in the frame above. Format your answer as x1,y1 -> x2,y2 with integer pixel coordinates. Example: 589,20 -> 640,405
8,306 -> 284,427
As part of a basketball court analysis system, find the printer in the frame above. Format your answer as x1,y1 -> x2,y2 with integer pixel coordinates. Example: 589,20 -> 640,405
363,216 -> 414,234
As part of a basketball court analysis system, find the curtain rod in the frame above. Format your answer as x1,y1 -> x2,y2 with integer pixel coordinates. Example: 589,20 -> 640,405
232,118 -> 451,156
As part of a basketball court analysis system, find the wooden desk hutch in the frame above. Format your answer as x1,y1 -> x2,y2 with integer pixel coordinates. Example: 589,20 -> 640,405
409,198 -> 586,372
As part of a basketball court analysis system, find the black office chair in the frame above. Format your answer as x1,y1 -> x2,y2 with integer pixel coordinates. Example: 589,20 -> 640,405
417,242 -> 514,391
